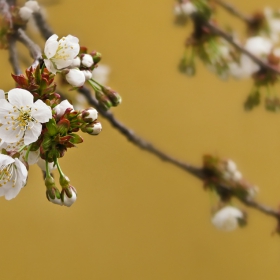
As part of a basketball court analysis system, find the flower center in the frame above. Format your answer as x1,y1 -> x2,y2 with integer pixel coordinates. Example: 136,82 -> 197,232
4,106 -> 37,138
52,38 -> 74,61
0,163 -> 15,187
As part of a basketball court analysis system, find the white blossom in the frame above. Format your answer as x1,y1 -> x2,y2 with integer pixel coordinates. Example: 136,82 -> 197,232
44,34 -> 80,74
212,206 -> 244,231
232,170 -> 242,182
81,54 -> 94,68
0,154 -> 28,200
54,100 -> 74,118
226,159 -> 237,173
0,88 -> 52,145
181,2 -> 197,15
229,36 -> 273,78
174,2 -> 197,16
0,139 -> 39,165
65,69 -> 86,87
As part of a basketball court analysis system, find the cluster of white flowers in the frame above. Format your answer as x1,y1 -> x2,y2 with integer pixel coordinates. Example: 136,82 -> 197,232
19,1 -> 40,21
174,0 -> 197,17
229,36 -> 275,79
211,206 -> 244,231
223,159 -> 243,182
43,34 -> 101,88
0,88 -> 52,200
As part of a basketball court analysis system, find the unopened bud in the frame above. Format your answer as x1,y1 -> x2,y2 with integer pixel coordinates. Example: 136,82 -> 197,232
70,56 -> 81,68
25,1 -> 40,12
19,6 -> 33,21
46,187 -> 63,206
81,54 -> 94,68
92,52 -> 102,64
82,70 -> 92,80
65,69 -> 85,87
61,186 -> 77,207
82,107 -> 98,123
81,122 -> 102,135
102,87 -> 122,106
95,90 -> 112,110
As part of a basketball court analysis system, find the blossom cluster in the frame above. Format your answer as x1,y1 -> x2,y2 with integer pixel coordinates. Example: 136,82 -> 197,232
174,0 -> 280,110
0,33 -> 119,207
202,155 -> 257,231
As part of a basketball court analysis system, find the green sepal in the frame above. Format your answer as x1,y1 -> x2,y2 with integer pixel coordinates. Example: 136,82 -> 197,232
46,118 -> 58,136
69,133 -> 83,144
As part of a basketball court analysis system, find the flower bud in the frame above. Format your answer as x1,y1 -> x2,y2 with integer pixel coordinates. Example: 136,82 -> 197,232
212,206 -> 245,231
19,7 -> 33,21
82,70 -> 92,80
95,90 -> 112,110
81,54 -> 94,68
102,87 -> 122,106
61,186 -> 77,207
54,100 -> 74,118
82,108 -> 98,123
70,57 -> 81,68
65,69 -> 85,87
46,187 -> 63,206
81,122 -> 102,135
92,52 -> 102,64
25,1 -> 40,12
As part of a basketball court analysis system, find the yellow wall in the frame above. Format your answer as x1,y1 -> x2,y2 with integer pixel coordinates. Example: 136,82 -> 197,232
0,0 -> 280,279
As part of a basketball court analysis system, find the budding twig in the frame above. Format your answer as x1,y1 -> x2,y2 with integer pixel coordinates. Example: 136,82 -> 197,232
33,11 -> 53,40
213,0 -> 253,24
78,86 -> 280,221
7,34 -> 21,75
16,28 -> 42,67
204,21 -> 280,75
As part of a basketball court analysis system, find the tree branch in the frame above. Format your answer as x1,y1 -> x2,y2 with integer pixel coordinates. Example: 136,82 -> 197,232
7,34 -> 21,75
78,86 -> 280,221
213,0 -> 253,24
16,28 -> 42,67
32,11 -> 53,40
204,21 -> 280,75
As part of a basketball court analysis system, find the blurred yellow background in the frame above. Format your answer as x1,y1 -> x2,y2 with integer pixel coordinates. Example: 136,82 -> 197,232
1,0 -> 280,279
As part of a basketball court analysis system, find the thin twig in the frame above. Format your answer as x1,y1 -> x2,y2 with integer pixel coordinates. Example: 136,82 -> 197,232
213,0 -> 253,24
33,11 -> 53,40
7,34 -> 21,75
78,86 -> 280,220
23,2 -> 280,222
0,0 -> 12,27
205,21 -> 280,75
16,28 -> 42,67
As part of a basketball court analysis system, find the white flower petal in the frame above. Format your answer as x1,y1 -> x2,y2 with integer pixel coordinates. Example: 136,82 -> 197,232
0,124 -> 23,143
0,154 -> 14,165
8,88 -> 34,107
44,59 -> 57,74
44,34 -> 59,59
32,99 -> 52,122
0,89 -> 5,99
23,122 -> 42,145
